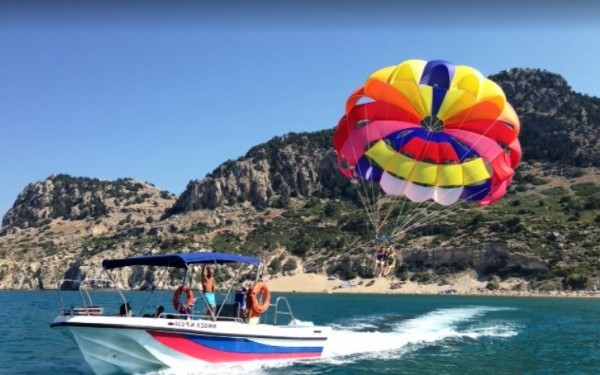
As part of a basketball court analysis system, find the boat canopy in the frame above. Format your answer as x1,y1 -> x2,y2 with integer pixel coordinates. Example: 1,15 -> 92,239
102,252 -> 262,270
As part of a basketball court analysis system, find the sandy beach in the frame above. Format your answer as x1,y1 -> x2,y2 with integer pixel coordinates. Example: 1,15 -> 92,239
265,272 -> 600,298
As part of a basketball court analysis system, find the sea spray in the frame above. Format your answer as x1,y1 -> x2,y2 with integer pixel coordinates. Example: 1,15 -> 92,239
322,306 -> 520,361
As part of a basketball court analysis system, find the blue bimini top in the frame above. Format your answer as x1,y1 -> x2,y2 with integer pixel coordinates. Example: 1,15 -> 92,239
102,251 -> 261,270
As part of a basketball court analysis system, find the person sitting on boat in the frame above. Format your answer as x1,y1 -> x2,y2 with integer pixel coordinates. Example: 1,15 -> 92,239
202,266 -> 216,320
143,305 -> 165,318
119,302 -> 132,317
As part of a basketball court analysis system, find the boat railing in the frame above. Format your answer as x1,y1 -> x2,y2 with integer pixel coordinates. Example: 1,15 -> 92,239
56,278 -> 126,316
55,279 -> 295,325
271,296 -> 296,326
185,297 -> 295,325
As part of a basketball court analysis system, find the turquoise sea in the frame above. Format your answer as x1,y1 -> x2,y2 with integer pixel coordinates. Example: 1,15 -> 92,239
0,291 -> 599,374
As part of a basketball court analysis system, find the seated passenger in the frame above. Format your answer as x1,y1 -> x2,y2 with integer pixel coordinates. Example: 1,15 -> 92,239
143,305 -> 165,318
119,302 -> 132,317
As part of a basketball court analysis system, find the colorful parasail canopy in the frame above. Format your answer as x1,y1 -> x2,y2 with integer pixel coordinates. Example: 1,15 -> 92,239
333,59 -> 522,206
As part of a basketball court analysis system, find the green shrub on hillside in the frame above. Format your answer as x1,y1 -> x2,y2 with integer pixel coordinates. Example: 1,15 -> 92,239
563,273 -> 590,290
282,259 -> 297,273
571,182 -> 599,196
268,258 -> 282,275
542,187 -> 569,197
522,174 -> 549,185
410,271 -> 433,283
323,201 -> 339,218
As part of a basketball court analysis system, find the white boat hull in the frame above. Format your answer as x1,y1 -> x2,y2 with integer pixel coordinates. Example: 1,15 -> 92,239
52,315 -> 330,375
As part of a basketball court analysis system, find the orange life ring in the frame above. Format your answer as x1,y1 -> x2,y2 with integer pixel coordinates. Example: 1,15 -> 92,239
247,282 -> 270,316
173,286 -> 195,313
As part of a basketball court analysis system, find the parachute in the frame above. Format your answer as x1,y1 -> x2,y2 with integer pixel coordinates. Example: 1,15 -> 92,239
333,59 -> 521,240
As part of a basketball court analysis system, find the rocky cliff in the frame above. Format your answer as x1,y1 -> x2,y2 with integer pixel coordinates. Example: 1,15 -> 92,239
400,242 -> 549,278
2,174 -> 176,232
492,68 -> 600,167
162,131 -> 348,217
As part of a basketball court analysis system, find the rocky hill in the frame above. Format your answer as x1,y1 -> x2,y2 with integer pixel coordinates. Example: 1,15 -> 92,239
0,68 -> 599,292
493,68 -> 600,166
1,174 -> 176,232
162,131 -> 347,216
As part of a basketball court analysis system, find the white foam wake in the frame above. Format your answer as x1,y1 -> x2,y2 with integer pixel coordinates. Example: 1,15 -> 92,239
322,306 -> 518,360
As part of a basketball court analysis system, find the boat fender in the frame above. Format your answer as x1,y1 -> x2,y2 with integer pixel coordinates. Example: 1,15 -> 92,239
172,286 -> 195,314
246,282 -> 270,316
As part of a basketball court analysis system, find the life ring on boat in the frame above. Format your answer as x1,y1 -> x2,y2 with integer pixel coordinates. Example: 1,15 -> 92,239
172,286 -> 195,314
245,282 -> 270,317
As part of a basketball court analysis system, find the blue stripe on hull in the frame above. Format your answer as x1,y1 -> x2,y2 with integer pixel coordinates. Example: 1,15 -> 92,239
184,335 -> 323,354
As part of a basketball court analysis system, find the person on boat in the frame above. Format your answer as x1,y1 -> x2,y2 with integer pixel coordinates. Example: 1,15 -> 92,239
173,285 -> 194,316
235,286 -> 247,315
242,286 -> 253,323
202,266 -> 216,319
144,305 -> 165,318
382,246 -> 396,277
119,302 -> 132,317
242,281 -> 270,324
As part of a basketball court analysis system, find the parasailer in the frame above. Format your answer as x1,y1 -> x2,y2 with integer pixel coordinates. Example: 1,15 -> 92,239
333,59 -> 521,240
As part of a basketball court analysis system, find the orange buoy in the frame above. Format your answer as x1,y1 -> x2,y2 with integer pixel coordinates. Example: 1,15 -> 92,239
243,282 -> 270,318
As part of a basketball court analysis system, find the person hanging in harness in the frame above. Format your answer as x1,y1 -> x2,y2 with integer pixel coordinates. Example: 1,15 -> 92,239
382,246 -> 396,277
375,247 -> 386,276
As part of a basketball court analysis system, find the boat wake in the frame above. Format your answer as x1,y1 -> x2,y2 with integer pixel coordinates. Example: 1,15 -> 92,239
151,306 -> 518,375
322,306 -> 518,361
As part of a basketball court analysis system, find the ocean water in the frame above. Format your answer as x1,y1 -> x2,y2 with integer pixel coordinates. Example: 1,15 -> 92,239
1,291 -> 599,374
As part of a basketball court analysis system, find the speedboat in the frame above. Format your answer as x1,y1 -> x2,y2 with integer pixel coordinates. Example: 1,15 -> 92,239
50,251 -> 331,375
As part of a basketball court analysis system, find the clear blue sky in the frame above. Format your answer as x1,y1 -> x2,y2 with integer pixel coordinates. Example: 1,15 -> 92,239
1,1 -> 599,220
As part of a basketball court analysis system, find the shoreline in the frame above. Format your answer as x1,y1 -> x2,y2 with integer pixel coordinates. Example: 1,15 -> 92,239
2,273 -> 598,298
264,273 -> 600,298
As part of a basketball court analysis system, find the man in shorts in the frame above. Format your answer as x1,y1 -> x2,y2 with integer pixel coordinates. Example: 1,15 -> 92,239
202,266 -> 216,319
